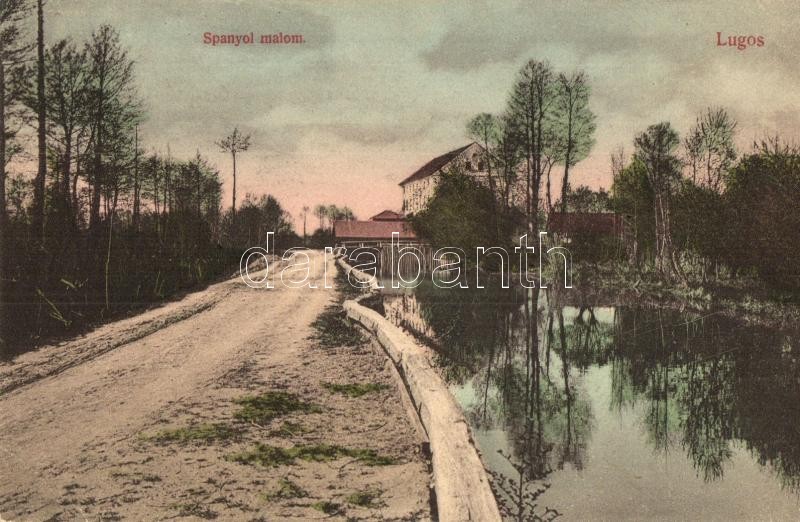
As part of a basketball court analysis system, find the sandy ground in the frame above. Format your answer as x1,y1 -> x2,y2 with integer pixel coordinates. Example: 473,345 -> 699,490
0,251 -> 431,521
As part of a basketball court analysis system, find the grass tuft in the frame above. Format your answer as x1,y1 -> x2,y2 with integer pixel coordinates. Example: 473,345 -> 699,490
309,306 -> 365,347
143,423 -> 238,444
234,391 -> 321,425
321,381 -> 389,398
110,471 -> 162,485
311,500 -> 342,515
226,443 -> 396,468
263,478 -> 308,501
268,421 -> 311,438
346,489 -> 384,508
171,501 -> 217,519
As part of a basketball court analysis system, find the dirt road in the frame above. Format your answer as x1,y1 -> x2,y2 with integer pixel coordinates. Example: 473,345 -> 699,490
0,251 -> 430,521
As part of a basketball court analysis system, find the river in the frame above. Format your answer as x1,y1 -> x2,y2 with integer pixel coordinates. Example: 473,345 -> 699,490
368,280 -> 800,520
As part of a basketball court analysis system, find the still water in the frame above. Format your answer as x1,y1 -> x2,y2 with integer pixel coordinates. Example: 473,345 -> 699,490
370,281 -> 800,521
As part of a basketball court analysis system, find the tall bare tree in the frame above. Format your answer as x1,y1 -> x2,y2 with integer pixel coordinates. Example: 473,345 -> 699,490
507,59 -> 559,232
85,24 -> 136,233
215,127 -> 250,218
684,107 -> 737,192
301,204 -> 309,245
555,71 -> 596,213
610,146 -> 626,179
466,113 -> 500,191
0,0 -> 30,234
41,39 -> 90,224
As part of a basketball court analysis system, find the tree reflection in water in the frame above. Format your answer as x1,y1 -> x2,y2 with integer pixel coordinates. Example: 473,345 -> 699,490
610,307 -> 800,491
374,281 -> 800,519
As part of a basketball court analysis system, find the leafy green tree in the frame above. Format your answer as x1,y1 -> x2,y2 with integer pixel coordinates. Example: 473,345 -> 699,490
411,167 -> 516,267
633,122 -> 684,280
611,158 -> 655,266
495,114 -> 524,211
563,185 -> 610,213
671,180 -> 725,282
724,138 -> 800,289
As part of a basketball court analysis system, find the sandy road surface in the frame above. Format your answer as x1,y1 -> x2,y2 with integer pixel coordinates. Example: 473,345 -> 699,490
0,251 -> 430,521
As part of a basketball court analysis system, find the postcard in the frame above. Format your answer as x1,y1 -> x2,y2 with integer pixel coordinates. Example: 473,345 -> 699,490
1,1 -> 798,520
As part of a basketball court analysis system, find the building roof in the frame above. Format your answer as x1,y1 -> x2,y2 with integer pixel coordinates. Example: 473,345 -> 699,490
370,210 -> 405,221
334,220 -> 417,240
548,212 -> 625,236
398,143 -> 477,186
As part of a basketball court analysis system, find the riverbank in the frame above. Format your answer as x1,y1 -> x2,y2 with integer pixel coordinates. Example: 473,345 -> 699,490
569,261 -> 800,331
350,258 -> 800,520
0,251 -> 431,520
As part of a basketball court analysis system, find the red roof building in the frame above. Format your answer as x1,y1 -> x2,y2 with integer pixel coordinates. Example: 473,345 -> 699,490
334,220 -> 417,241
334,209 -> 417,246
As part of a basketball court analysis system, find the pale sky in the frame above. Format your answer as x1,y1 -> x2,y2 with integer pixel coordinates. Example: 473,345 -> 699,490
39,0 -> 800,229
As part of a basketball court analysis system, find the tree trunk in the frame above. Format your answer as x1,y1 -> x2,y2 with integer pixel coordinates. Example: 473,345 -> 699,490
162,160 -> 171,237
0,58 -> 6,235
104,187 -> 118,312
72,139 -> 81,227
231,150 -> 237,217
32,0 -> 47,244
482,134 -> 502,240
90,122 -> 103,233
153,171 -> 160,216
653,193 -> 665,274
545,164 -> 552,213
133,126 -> 140,231
0,57 -> 6,285
62,134 -> 72,222
561,110 -> 574,214
653,191 -> 684,283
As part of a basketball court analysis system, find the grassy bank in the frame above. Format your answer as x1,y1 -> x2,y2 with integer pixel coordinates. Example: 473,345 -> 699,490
568,261 -> 800,330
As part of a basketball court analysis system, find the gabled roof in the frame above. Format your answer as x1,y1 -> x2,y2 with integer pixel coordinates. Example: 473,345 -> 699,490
370,210 -> 405,221
334,220 -> 417,240
398,142 -> 478,186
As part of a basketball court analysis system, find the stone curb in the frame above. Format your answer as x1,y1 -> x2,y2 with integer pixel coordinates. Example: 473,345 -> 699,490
336,257 -> 502,522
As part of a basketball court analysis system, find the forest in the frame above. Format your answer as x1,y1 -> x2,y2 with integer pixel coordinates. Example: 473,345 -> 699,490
0,1 -> 328,352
